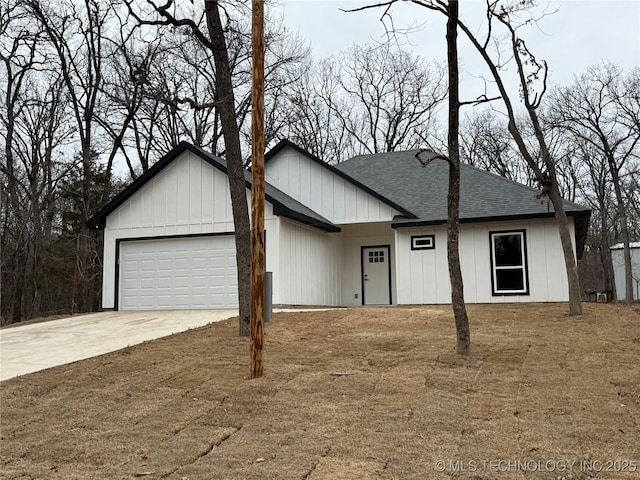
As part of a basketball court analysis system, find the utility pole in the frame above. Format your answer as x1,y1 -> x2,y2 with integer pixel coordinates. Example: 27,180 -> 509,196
250,0 -> 265,378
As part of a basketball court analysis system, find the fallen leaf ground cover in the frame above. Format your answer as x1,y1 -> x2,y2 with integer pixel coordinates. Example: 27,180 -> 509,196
1,303 -> 639,479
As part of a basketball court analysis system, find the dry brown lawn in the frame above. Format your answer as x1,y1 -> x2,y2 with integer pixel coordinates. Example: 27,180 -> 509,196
1,303 -> 639,480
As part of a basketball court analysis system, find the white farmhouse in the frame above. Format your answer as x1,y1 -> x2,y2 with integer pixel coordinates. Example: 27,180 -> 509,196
87,140 -> 591,310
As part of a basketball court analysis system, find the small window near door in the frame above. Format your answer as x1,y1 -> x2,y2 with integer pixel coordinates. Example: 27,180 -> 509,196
490,230 -> 529,295
411,235 -> 435,250
368,250 -> 385,263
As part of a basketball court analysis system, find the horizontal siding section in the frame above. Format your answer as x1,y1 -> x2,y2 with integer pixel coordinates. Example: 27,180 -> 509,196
395,218 -> 574,305
266,145 -> 400,224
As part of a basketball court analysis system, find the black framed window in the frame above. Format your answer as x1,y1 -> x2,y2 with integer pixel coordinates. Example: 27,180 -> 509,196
490,230 -> 529,295
411,234 -> 435,250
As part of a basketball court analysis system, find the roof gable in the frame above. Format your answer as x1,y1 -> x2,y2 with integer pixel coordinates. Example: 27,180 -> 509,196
265,139 -> 417,219
86,142 -> 340,233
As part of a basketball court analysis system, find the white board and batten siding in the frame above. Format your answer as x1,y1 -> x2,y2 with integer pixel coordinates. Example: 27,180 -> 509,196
101,151 -> 276,309
265,145 -> 401,224
340,223 -> 396,306
274,220 -> 397,307
275,217 -> 342,306
395,218 -> 574,304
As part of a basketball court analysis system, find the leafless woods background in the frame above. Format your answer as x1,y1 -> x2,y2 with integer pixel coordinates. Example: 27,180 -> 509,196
1,0 -> 638,324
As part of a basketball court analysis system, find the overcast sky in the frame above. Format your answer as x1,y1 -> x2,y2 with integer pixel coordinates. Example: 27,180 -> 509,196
277,0 -> 640,101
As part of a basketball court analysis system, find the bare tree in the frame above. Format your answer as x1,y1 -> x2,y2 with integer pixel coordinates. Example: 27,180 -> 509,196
1,4 -> 27,322
352,0 -> 469,354
102,23 -> 227,171
1,2 -> 80,322
625,164 -> 640,240
451,0 -> 585,314
460,110 -> 531,183
97,18 -> 164,179
26,0 -> 110,201
463,110 -> 583,200
241,20 -> 308,154
334,43 -> 447,155
277,58 -> 357,162
205,0 -> 252,335
617,69 -> 640,243
549,63 -> 640,302
353,0 -> 584,314
126,0 -> 253,335
573,138 -> 617,296
441,0 -> 470,355
1,3 -> 47,323
25,0 -> 114,312
411,0 -> 472,355
276,43 -> 446,162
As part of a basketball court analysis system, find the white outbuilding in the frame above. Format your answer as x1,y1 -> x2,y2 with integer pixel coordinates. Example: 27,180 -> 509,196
87,140 -> 591,310
610,242 -> 640,301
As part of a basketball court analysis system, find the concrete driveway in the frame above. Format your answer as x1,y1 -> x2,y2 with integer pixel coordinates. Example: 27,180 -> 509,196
0,310 -> 238,382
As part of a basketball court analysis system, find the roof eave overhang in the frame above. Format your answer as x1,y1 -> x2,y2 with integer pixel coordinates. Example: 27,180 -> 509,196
272,204 -> 341,233
392,210 -> 590,226
392,209 -> 592,260
86,141 -> 341,234
572,209 -> 591,260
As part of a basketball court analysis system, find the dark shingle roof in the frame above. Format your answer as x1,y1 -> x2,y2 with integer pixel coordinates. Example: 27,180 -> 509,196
335,149 -> 589,223
86,142 -> 340,233
335,149 -> 591,254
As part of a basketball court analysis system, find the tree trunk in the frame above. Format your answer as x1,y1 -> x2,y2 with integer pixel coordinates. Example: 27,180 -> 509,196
205,0 -> 251,336
505,119 -> 583,314
546,183 -> 583,314
445,0 -> 470,355
600,209 -> 615,298
10,267 -> 25,324
514,69 -> 583,314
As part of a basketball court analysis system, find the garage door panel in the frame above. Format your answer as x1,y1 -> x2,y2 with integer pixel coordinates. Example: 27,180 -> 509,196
119,235 -> 238,310
156,294 -> 173,306
123,260 -> 138,271
191,275 -> 209,288
172,293 -> 190,307
157,259 -> 172,270
174,259 -> 191,270
140,259 -> 155,271
139,278 -> 155,289
170,275 -> 187,289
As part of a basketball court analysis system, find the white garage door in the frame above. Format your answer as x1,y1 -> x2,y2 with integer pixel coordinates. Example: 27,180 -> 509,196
119,235 -> 238,310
